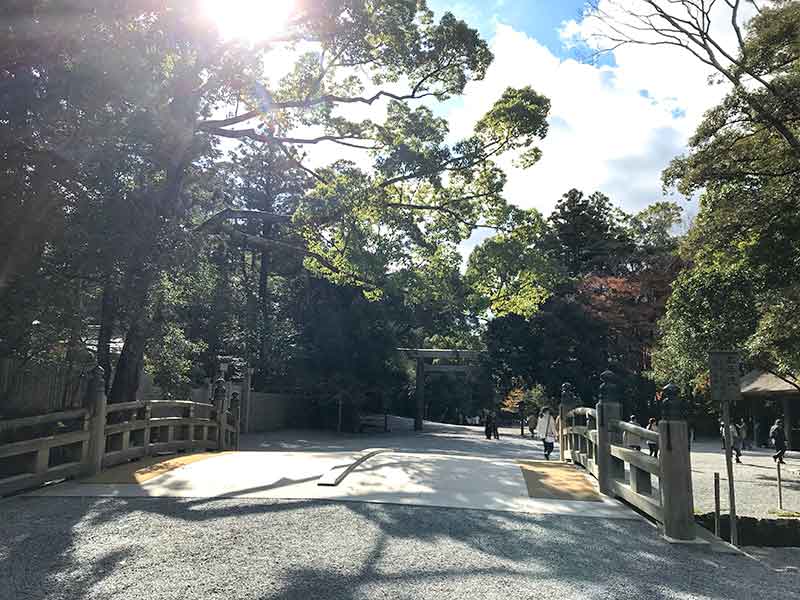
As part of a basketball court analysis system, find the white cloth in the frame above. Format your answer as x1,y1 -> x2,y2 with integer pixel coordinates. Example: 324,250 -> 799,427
537,413 -> 556,443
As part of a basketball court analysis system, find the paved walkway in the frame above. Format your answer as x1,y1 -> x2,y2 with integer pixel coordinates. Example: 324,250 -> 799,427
29,423 -> 631,519
3,424 -> 799,599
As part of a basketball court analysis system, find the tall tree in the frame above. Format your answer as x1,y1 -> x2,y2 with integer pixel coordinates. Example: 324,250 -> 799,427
545,189 -> 633,277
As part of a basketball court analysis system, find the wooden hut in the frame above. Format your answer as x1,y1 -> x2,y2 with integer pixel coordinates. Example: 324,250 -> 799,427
740,370 -> 800,450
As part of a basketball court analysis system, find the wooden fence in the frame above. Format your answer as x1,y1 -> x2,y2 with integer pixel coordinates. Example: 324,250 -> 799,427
0,366 -> 240,497
0,357 -> 90,417
560,376 -> 695,541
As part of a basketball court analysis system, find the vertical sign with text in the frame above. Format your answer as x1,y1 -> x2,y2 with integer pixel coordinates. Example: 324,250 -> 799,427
709,351 -> 741,403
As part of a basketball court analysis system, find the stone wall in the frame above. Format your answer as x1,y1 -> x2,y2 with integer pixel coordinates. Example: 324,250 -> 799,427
246,392 -> 303,432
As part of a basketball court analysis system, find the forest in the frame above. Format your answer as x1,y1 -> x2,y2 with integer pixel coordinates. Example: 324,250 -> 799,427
1,1 -> 799,432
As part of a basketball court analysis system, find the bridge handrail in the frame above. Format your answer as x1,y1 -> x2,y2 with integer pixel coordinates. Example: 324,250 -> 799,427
0,408 -> 89,431
559,385 -> 694,540
0,369 -> 241,497
565,406 -> 596,419
609,419 -> 659,443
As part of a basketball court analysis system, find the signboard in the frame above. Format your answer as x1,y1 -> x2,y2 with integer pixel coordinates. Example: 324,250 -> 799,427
709,351 -> 741,403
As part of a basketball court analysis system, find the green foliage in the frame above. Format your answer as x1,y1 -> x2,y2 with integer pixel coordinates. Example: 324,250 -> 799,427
484,299 -> 608,403
545,189 -> 634,277
475,86 -> 550,168
465,208 -> 562,317
653,262 -> 759,390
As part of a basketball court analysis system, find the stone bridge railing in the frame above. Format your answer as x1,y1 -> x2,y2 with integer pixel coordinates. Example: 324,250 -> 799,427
0,366 -> 239,497
560,373 -> 695,541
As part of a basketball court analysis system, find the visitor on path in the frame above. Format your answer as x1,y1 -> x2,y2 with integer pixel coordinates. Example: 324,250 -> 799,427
536,408 -> 556,460
623,415 -> 643,451
770,418 -> 787,464
484,411 -> 494,440
719,420 -> 726,450
738,418 -> 750,450
527,413 -> 537,438
646,418 -> 659,458
730,423 -> 742,464
484,411 -> 500,440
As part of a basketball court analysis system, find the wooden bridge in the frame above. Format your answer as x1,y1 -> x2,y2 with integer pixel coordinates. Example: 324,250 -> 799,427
0,362 -> 699,543
0,367 -> 240,496
561,372 -> 695,541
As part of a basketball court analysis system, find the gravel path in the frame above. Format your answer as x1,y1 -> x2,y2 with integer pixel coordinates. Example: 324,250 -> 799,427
690,440 -> 800,517
2,496 -> 798,600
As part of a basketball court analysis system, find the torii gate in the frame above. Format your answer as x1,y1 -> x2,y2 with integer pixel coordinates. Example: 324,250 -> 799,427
398,348 -> 484,431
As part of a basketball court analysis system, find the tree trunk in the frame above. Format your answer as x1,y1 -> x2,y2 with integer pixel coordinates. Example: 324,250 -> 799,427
97,285 -> 117,394
108,317 -> 147,404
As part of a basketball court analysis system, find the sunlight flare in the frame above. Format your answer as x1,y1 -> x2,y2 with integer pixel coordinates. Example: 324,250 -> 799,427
202,0 -> 295,42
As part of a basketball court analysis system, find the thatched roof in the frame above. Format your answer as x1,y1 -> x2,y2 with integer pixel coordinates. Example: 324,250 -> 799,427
740,370 -> 800,397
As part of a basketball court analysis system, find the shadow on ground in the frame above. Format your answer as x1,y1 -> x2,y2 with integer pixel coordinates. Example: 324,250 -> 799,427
1,494 -> 798,600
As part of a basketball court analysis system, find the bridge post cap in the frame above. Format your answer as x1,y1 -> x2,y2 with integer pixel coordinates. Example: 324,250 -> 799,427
661,383 -> 679,395
661,383 -> 683,419
599,369 -> 616,381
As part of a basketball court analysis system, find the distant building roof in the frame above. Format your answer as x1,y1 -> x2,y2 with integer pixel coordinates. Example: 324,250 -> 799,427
741,370 -> 800,397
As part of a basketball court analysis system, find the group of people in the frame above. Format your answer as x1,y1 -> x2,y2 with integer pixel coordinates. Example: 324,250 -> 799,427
719,417 -> 788,464
483,411 -> 500,440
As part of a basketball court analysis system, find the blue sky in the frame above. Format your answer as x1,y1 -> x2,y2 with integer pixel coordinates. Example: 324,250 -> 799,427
417,0 -> 739,258
424,0 -> 723,221
429,0 -> 588,58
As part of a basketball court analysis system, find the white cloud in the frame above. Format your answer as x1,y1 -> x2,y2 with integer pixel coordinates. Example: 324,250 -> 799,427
445,12 -> 737,217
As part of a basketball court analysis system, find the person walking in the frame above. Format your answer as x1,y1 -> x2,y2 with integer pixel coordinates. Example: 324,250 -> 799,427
492,411 -> 500,440
537,408 -> 556,460
484,410 -> 494,440
646,417 -> 659,458
623,415 -> 643,451
730,423 -> 742,464
770,418 -> 787,464
738,418 -> 750,450
527,413 -> 538,438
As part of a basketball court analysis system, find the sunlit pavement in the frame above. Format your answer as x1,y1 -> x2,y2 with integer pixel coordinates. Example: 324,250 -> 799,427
6,423 -> 800,600
27,422 -> 632,518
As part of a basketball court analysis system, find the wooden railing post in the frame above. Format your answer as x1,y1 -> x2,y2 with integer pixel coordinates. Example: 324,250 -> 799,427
658,383 -> 695,541
214,377 -> 226,450
596,368 -> 622,496
241,367 -> 252,434
86,365 -> 107,475
143,402 -> 152,456
559,383 -> 576,463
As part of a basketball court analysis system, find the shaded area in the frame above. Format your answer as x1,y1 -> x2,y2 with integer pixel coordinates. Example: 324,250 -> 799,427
1,496 -> 798,600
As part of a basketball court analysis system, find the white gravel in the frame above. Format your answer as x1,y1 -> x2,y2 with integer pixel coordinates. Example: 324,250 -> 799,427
2,496 -> 798,600
690,440 -> 800,517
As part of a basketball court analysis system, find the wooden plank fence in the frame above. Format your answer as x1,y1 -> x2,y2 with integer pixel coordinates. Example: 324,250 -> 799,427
0,358 -> 90,417
0,366 -> 240,497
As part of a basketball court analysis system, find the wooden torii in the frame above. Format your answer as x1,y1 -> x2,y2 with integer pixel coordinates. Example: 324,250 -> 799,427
398,348 -> 484,431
